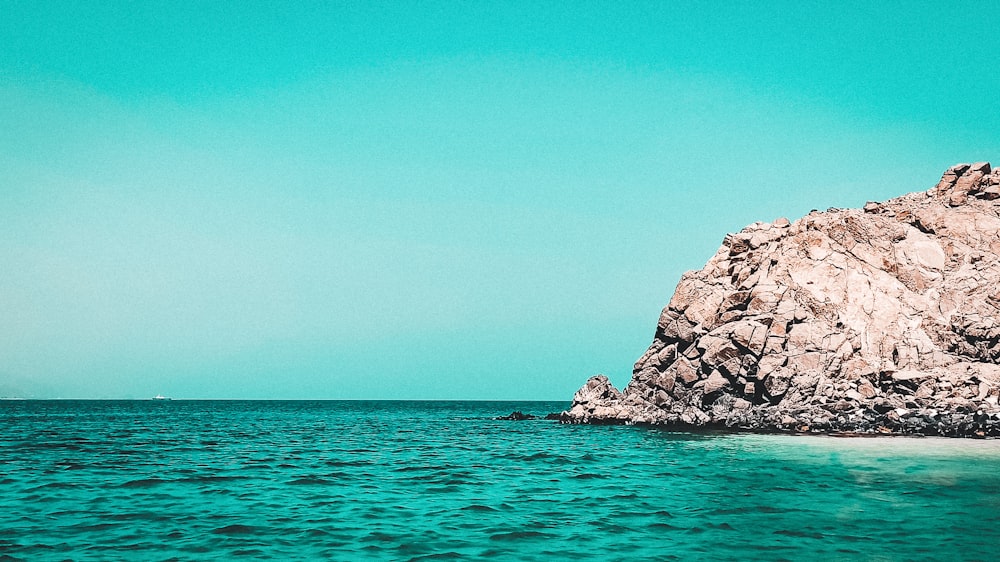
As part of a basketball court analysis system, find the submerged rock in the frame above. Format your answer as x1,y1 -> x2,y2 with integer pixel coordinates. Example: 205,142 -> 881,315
563,162 -> 1000,437
497,411 -> 536,421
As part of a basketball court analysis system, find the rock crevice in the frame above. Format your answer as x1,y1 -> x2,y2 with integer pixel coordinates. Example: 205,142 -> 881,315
563,163 -> 1000,436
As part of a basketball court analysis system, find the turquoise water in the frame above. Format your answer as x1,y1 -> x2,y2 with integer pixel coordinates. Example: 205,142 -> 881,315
2,400 -> 999,561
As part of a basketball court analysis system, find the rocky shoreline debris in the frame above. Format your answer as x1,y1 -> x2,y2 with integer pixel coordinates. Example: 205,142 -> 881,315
496,411 -> 562,421
562,162 -> 1000,438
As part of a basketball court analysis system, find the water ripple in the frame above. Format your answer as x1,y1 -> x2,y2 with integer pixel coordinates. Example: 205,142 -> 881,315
3,400 -> 1000,560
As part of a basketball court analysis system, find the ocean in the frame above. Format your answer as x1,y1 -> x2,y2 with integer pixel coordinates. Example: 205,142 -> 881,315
2,400 -> 999,561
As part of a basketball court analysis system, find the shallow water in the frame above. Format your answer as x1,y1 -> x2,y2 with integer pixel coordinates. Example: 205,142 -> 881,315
2,400 -> 999,561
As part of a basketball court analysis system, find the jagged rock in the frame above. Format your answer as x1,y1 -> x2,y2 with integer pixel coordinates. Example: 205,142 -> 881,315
497,411 -> 536,421
564,162 -> 1000,437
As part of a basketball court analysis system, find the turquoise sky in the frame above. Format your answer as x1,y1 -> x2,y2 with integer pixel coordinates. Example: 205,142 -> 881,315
2,2 -> 998,399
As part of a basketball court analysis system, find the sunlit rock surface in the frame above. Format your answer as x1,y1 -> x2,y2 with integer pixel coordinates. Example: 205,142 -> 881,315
564,163 -> 1000,436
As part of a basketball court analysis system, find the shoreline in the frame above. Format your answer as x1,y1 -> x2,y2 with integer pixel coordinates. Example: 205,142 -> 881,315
557,411 -> 1000,439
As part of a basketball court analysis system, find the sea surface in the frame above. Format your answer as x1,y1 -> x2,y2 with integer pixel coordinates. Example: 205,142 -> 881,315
2,400 -> 1000,561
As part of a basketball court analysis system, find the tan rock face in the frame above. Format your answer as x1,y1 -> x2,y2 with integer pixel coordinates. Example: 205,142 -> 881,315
563,163 -> 1000,436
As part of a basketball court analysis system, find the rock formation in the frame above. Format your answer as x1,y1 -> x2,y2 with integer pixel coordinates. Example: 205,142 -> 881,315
563,162 -> 1000,437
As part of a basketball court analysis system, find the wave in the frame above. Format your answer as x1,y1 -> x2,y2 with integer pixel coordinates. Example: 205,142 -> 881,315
120,478 -> 168,488
287,477 -> 336,486
211,524 -> 258,535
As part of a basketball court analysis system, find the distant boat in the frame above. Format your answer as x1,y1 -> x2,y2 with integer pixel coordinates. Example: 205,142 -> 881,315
152,394 -> 172,401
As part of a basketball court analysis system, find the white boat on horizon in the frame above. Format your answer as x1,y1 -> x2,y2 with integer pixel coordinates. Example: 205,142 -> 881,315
152,394 -> 172,401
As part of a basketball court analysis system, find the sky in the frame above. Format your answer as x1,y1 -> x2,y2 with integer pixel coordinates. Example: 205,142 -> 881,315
1,1 -> 998,399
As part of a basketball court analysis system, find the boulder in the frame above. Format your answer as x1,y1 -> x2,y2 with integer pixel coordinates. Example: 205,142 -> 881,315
497,411 -> 536,421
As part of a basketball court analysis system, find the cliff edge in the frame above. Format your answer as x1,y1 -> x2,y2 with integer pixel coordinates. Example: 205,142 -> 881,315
563,162 -> 1000,437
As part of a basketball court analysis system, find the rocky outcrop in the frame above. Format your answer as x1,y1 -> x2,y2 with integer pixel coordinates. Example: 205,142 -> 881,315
563,162 -> 1000,437
497,411 -> 537,420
